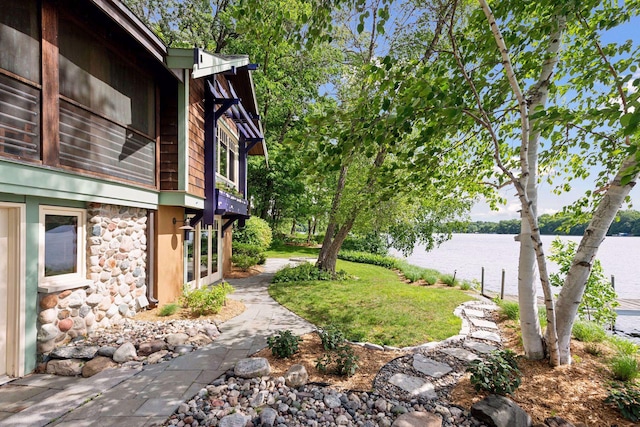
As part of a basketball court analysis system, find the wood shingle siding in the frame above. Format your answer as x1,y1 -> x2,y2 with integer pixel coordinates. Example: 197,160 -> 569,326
189,77 -> 205,198
159,82 -> 178,190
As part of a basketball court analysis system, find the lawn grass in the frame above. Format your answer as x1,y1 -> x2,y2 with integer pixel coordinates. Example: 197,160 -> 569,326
269,260 -> 473,347
265,241 -> 320,259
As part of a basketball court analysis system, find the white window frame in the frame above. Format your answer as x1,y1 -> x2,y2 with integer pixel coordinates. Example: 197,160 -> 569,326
184,218 -> 222,290
38,206 -> 91,293
216,122 -> 239,189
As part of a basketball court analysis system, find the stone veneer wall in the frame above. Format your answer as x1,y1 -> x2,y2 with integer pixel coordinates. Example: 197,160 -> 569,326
37,203 -> 149,355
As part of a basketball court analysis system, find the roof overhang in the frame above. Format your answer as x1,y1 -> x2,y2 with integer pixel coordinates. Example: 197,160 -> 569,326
90,0 -> 167,64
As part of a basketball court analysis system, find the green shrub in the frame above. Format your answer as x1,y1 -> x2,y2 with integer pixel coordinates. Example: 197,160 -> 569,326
572,320 -> 607,343
272,263 -> 348,283
318,325 -> 345,351
341,232 -> 388,255
549,238 -> 618,326
158,303 -> 180,317
538,306 -> 548,328
338,250 -> 400,269
231,254 -> 260,271
267,330 -> 302,359
234,217 -> 273,250
607,336 -> 639,355
181,282 -> 234,317
315,344 -> 359,377
467,349 -> 522,395
496,300 -> 520,321
610,354 -> 639,382
606,386 -> 640,422
422,271 -> 441,286
440,274 -> 458,287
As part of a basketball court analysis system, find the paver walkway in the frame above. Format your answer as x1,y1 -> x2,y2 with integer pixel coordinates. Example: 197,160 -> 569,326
0,259 -> 314,427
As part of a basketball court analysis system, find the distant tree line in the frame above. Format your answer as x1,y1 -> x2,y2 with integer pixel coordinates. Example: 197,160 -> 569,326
460,210 -> 640,236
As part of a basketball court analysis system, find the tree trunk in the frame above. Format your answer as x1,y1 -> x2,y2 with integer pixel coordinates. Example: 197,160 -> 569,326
317,220 -> 354,272
517,16 -> 565,361
290,218 -> 296,236
307,219 -> 312,244
317,163 -> 350,269
555,155 -> 639,364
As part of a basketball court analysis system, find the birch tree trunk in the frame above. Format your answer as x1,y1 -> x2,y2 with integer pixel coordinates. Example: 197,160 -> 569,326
555,155 -> 639,364
478,0 -> 563,365
517,16 -> 565,360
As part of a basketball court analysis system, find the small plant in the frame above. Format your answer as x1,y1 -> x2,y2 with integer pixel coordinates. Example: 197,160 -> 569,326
181,282 -> 234,317
440,274 -> 458,287
608,336 -> 639,355
610,353 -> 639,382
334,344 -> 359,376
572,320 -> 607,343
585,343 -> 603,357
267,330 -> 302,359
467,349 -> 522,395
549,238 -> 618,326
318,325 -> 345,351
158,303 -> 180,317
314,344 -> 359,377
538,306 -> 548,328
460,280 -> 476,291
606,385 -> 640,422
496,300 -> 520,321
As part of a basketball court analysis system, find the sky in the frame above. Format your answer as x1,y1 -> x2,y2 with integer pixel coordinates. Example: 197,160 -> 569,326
469,14 -> 640,222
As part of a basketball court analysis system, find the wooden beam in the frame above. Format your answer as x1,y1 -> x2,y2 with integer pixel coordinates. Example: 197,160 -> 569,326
41,0 -> 59,167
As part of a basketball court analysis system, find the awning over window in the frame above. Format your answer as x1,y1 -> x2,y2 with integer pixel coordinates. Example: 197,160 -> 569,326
208,79 -> 264,143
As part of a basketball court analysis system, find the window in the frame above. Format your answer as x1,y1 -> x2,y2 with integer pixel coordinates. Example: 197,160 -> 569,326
184,220 -> 221,289
217,125 -> 239,187
38,207 -> 90,292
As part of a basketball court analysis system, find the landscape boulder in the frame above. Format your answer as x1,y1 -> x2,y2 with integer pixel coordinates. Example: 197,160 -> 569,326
284,364 -> 308,387
471,394 -> 532,427
234,357 -> 271,378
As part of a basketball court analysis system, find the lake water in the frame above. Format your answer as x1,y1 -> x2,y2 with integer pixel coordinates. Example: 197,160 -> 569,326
389,233 -> 640,340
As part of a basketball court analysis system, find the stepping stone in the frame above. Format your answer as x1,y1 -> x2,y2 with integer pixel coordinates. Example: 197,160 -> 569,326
464,340 -> 497,354
464,308 -> 485,318
471,330 -> 502,343
389,373 -> 437,399
473,304 -> 499,311
392,411 -> 442,427
413,354 -> 452,378
470,318 -> 498,329
440,347 -> 480,362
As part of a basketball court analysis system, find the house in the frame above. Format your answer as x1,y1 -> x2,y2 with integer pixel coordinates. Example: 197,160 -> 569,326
0,0 -> 265,380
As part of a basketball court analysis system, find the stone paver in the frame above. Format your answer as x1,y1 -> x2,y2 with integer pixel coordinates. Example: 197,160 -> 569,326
388,374 -> 437,399
471,330 -> 502,343
412,354 -> 452,378
464,340 -> 498,354
469,318 -> 499,329
463,308 -> 485,318
0,259 -> 314,427
440,347 -> 480,362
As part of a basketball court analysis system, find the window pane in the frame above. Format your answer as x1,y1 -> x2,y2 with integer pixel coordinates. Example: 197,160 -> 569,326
200,230 -> 209,279
219,143 -> 228,178
212,221 -> 218,274
229,150 -> 236,183
44,215 -> 77,276
185,230 -> 195,283
0,0 -> 40,83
